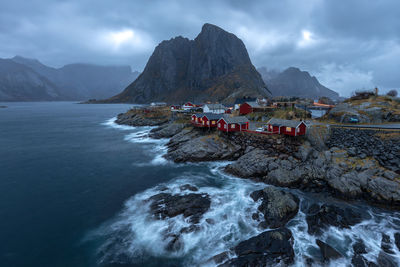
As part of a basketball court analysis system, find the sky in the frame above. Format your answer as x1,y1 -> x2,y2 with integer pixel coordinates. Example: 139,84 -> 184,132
0,0 -> 399,96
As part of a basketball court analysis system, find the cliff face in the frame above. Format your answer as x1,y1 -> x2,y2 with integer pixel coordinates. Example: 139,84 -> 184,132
107,23 -> 269,104
259,67 -> 339,100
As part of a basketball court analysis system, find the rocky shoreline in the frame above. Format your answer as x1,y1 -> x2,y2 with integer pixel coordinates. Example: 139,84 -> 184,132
114,114 -> 400,266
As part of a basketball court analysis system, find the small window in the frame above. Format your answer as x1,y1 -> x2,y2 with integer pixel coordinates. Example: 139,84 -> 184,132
232,124 -> 235,128
212,121 -> 215,125
218,123 -> 221,127
286,127 -> 291,132
224,124 -> 227,129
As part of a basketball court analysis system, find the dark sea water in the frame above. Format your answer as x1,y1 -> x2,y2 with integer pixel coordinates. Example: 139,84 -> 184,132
1,102 -> 399,267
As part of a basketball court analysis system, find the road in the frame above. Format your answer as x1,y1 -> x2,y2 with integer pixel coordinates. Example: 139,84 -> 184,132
307,121 -> 400,130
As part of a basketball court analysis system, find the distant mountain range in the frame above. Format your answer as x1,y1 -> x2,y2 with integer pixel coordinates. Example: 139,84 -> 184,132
0,56 -> 139,101
257,66 -> 339,100
103,23 -> 269,104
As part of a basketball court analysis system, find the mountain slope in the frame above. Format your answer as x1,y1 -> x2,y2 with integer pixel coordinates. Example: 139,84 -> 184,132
0,59 -> 63,101
258,67 -> 339,100
10,56 -> 139,100
106,23 -> 269,104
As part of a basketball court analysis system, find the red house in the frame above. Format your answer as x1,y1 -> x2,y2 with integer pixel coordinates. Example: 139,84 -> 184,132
239,101 -> 270,115
217,116 -> 249,132
266,118 -> 307,136
201,113 -> 225,128
191,113 -> 205,126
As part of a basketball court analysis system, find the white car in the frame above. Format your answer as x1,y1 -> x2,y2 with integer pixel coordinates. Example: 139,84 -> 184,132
255,127 -> 264,132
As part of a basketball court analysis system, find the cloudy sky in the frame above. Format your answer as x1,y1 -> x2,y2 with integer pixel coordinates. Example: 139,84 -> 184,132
0,0 -> 399,96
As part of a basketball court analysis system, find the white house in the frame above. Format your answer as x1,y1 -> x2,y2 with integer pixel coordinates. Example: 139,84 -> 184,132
203,103 -> 226,114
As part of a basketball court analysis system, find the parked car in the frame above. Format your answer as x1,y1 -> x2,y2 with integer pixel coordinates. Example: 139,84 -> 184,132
255,127 -> 264,132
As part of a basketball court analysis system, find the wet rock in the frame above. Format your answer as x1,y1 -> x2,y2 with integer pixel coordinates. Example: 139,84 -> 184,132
224,149 -> 272,177
353,239 -> 367,254
351,254 -> 378,267
165,234 -> 183,251
222,228 -> 294,267
116,112 -> 168,126
377,252 -> 397,267
381,234 -> 395,254
180,224 -> 200,234
394,233 -> 400,251
306,204 -> 363,235
327,171 -> 363,198
148,193 -> 211,224
250,186 -> 299,228
264,167 -> 303,187
316,239 -> 343,261
365,177 -> 400,206
179,184 -> 198,192
210,251 -> 229,265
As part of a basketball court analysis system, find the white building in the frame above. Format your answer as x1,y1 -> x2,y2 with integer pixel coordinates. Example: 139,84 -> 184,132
203,103 -> 226,114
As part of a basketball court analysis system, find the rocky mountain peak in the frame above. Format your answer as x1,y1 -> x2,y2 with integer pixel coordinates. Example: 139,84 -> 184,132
105,23 -> 268,104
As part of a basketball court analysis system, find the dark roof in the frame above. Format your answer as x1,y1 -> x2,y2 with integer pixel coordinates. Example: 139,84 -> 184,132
234,97 -> 256,104
204,103 -> 226,110
267,118 -> 306,128
202,113 -> 226,120
220,116 -> 249,124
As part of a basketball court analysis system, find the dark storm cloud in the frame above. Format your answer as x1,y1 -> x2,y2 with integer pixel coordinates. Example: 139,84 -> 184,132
0,0 -> 399,96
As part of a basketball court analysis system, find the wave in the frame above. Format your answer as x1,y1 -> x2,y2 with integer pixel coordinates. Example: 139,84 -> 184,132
101,117 -> 136,131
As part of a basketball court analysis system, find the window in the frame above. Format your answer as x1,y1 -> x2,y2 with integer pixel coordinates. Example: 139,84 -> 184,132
224,124 -> 227,129
297,127 -> 300,133
212,121 -> 215,125
232,124 -> 235,128
286,127 -> 291,132
218,123 -> 221,127
207,121 -> 209,125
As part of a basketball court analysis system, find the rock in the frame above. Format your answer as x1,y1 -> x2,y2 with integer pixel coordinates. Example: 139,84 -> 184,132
296,142 -> 312,161
250,186 -> 299,228
365,177 -> 400,206
383,170 -> 399,181
149,123 -> 185,139
115,112 -> 168,126
264,167 -> 303,187
210,251 -> 229,265
377,252 -> 397,267
165,234 -> 183,251
326,171 -> 363,199
381,234 -> 395,254
306,204 -> 363,235
351,255 -> 377,267
316,239 -> 343,261
225,149 -> 272,177
179,184 -> 198,192
223,228 -> 294,267
148,193 -> 211,224
353,239 -> 367,254
395,233 -> 400,251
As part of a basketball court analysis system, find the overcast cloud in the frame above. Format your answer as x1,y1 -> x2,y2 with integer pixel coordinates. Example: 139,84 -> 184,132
0,0 -> 399,96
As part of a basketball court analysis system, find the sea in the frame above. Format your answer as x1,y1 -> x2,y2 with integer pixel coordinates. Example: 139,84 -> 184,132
0,102 -> 399,267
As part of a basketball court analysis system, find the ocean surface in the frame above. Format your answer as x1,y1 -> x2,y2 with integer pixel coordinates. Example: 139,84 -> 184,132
1,102 -> 399,267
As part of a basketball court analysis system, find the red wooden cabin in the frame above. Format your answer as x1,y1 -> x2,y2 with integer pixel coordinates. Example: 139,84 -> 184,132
266,118 -> 307,136
202,113 -> 225,128
217,116 -> 249,132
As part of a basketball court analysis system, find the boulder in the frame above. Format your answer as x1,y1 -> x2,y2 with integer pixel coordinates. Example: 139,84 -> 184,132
224,149 -> 272,177
222,228 -> 294,267
365,177 -> 400,206
377,252 -> 398,267
250,186 -> 299,228
395,233 -> 400,251
306,204 -> 363,235
147,192 -> 211,224
326,171 -> 363,199
316,239 -> 343,261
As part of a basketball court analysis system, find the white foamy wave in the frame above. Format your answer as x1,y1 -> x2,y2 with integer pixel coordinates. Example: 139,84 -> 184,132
91,172 -> 266,266
101,117 -> 136,131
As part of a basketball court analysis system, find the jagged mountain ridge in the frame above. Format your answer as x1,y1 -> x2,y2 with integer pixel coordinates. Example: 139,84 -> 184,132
105,23 -> 269,104
258,66 -> 339,99
0,56 -> 139,101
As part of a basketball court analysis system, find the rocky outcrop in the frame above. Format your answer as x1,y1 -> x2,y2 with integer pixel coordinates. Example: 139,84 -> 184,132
220,228 -> 294,267
305,204 -> 363,235
147,192 -> 211,224
115,112 -> 168,126
316,239 -> 343,262
250,186 -> 299,229
105,23 -> 269,104
149,123 -> 186,139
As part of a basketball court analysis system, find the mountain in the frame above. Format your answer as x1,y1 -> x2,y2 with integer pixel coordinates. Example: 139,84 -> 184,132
0,59 -> 64,101
1,56 -> 140,101
258,66 -> 340,100
105,23 -> 269,104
